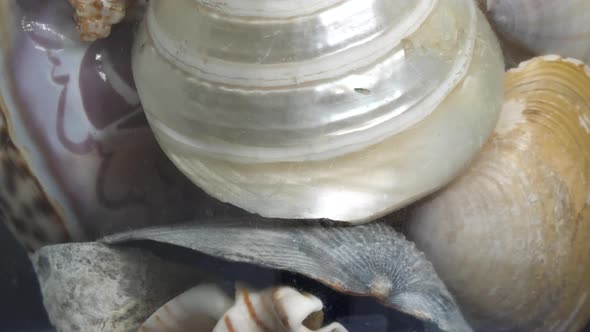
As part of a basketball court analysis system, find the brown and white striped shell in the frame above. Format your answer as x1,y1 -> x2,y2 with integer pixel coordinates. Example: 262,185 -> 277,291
139,283 -> 348,332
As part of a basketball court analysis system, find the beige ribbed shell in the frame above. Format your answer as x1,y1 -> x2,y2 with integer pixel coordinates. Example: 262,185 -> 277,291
407,56 -> 590,331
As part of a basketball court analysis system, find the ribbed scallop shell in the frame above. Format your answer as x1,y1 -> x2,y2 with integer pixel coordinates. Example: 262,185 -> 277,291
406,56 -> 590,331
132,0 -> 504,222
481,0 -> 590,63
105,218 -> 472,332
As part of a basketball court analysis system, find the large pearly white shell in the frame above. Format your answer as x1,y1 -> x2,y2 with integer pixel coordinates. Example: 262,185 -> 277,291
481,0 -> 590,63
139,283 -> 348,332
132,0 -> 505,222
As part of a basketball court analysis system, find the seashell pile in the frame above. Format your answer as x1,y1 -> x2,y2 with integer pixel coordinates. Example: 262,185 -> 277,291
2,0 -> 590,331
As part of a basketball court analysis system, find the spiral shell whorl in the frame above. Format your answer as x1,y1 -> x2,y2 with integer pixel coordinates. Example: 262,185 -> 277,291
133,0 -> 504,221
137,0 -> 479,162
139,283 -> 348,332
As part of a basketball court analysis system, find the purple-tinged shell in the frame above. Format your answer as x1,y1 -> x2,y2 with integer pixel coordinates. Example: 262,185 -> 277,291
0,0 -> 243,250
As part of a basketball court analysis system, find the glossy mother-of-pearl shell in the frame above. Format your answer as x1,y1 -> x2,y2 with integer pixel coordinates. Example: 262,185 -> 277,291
480,0 -> 590,63
133,0 -> 504,222
0,0 -> 242,250
406,56 -> 590,331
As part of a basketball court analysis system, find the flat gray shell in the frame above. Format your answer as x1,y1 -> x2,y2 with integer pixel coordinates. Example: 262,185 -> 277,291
104,218 -> 472,332
32,243 -> 206,332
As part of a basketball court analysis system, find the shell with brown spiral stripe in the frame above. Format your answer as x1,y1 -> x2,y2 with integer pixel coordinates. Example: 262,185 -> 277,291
139,283 -> 348,332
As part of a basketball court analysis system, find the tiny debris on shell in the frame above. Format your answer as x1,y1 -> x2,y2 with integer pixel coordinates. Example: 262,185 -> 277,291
67,0 -> 128,41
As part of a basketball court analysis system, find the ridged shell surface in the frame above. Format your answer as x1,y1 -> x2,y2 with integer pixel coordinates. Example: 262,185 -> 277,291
406,56 -> 590,331
481,0 -> 590,63
132,0 -> 505,222
105,218 -> 472,332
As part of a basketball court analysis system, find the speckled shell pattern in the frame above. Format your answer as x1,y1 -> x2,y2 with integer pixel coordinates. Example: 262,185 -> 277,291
0,112 -> 69,250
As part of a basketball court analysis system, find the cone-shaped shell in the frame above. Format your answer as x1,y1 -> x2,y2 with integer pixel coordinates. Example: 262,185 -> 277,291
132,0 -> 504,222
406,56 -> 590,331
